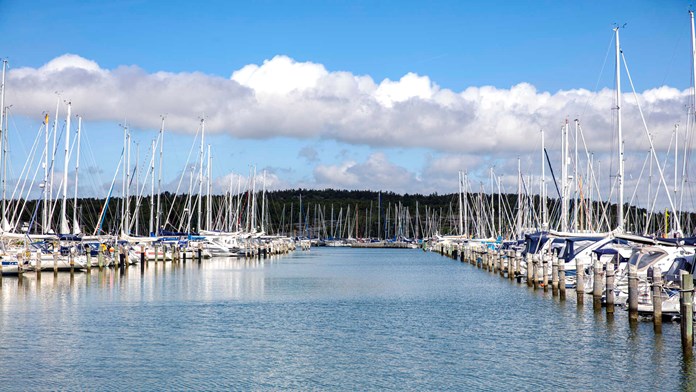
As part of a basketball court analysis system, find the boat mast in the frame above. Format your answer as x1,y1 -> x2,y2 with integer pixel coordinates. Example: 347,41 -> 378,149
615,25 -> 625,231
0,59 -> 6,231
197,119 -> 204,232
60,102 -> 71,235
155,116 -> 164,236
561,120 -> 568,232
541,129 -> 547,229
206,144 -> 212,231
49,96 -> 60,232
458,171 -> 464,235
464,172 -> 469,238
261,169 -> 266,233
126,130 -> 131,235
42,113 -> 49,234
121,125 -> 127,236
674,123 -> 679,231
149,138 -> 155,236
573,119 -> 579,232
72,115 -> 81,234
517,158 -> 522,237
497,175 -> 501,237
134,142 -> 139,236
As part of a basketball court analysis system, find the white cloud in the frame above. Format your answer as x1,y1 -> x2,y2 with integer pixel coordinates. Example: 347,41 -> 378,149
5,53 -> 694,208
6,53 -> 689,157
313,153 -> 424,193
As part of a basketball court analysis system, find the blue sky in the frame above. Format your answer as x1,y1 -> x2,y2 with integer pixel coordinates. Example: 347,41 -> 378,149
0,0 -> 694,207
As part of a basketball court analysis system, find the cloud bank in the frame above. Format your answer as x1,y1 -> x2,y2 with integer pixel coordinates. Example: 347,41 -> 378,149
6,54 -> 690,156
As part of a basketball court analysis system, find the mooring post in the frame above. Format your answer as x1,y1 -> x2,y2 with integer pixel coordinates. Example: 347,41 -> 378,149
508,250 -> 514,280
526,254 -> 534,287
606,262 -> 615,314
140,246 -> 145,274
551,254 -> 559,295
17,253 -> 24,277
53,249 -> 58,276
98,247 -> 104,270
114,245 -> 120,271
681,272 -> 694,352
197,244 -> 202,263
650,266 -> 662,333
515,252 -> 522,283
491,250 -> 500,272
35,250 -> 42,279
628,264 -> 639,321
69,247 -> 75,276
85,245 -> 91,272
593,255 -> 603,310
576,257 -> 584,305
542,254 -> 549,292
559,256 -> 566,300
499,250 -> 505,277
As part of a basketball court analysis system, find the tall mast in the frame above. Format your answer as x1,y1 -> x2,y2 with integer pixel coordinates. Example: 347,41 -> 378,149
573,119 -> 579,232
674,123 -> 679,231
197,119 -> 204,231
541,129 -> 547,228
149,138 -> 155,236
615,25 -> 625,231
1,105 -> 7,231
72,115 -> 82,234
49,96 -> 60,231
126,130 -> 131,235
206,144 -> 212,231
561,120 -> 568,232
155,116 -> 164,236
60,102 -> 71,234
42,113 -> 49,234
458,171 -> 464,235
497,176 -> 501,237
489,167 -> 495,237
261,169 -> 266,233
517,158 -> 522,237
0,59 -> 6,231
464,171 -> 469,238
121,125 -> 127,236
134,142 -> 139,236
251,166 -> 257,231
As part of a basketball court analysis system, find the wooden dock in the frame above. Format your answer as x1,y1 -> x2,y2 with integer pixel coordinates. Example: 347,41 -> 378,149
350,241 -> 416,249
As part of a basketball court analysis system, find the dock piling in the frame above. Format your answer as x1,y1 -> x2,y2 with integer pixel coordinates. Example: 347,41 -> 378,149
576,257 -> 584,305
650,266 -> 662,333
559,258 -> 566,300
592,255 -> 603,310
628,264 -> 639,321
680,272 -> 693,352
542,255 -> 548,292
606,262 -> 615,314
551,254 -> 558,295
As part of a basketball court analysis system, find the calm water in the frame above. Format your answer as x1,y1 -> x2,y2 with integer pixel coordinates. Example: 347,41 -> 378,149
1,247 -> 695,391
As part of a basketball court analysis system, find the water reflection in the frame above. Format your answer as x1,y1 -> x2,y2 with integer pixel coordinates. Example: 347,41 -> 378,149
0,249 -> 695,390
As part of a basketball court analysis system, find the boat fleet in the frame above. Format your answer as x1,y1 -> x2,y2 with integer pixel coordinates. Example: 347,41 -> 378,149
429,12 -> 696,319
0,64 -> 302,277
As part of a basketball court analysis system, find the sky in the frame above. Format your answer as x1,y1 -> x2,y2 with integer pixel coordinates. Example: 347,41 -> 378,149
0,0 -> 694,211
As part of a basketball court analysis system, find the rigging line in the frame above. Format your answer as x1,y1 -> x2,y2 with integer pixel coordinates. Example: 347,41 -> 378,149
627,152 -> 650,208
581,32 -> 615,118
622,51 -> 681,233
543,148 -> 562,199
165,126 -> 200,230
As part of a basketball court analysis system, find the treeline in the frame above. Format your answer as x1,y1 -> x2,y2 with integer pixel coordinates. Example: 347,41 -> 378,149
11,189 -> 696,238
